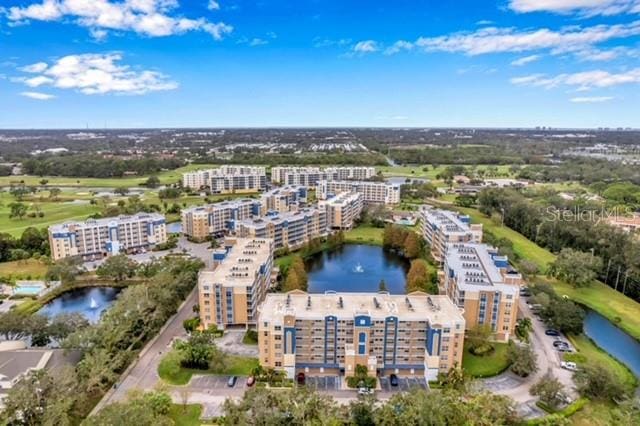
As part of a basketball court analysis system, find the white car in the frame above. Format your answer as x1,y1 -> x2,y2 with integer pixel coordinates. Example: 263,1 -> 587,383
358,388 -> 374,396
561,361 -> 578,371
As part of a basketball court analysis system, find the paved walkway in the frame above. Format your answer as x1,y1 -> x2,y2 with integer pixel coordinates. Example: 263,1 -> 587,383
213,330 -> 259,357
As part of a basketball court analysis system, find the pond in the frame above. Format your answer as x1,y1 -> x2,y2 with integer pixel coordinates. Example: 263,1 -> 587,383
167,222 -> 183,234
583,309 -> 640,377
305,244 -> 410,294
39,287 -> 121,323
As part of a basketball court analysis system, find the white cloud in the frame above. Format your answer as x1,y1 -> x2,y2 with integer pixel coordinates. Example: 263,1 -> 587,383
248,37 -> 267,46
509,0 -> 640,17
207,0 -> 220,10
511,68 -> 640,89
570,96 -> 615,102
20,62 -> 48,73
385,40 -> 414,55
476,20 -> 494,25
353,40 -> 378,53
14,53 -> 178,95
7,0 -> 232,40
20,91 -> 56,100
511,54 -> 542,66
411,21 -> 640,56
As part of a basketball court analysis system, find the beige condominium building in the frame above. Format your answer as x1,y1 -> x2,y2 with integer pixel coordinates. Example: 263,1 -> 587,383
199,238 -> 274,330
258,291 -> 465,380
260,185 -> 308,215
182,165 -> 267,193
49,213 -> 167,261
320,192 -> 364,230
271,166 -> 376,187
235,207 -> 328,250
317,180 -> 401,205
440,243 -> 523,342
181,199 -> 261,241
420,206 -> 483,263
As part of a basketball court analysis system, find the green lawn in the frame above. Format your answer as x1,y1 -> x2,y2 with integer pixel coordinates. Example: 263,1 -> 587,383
0,164 -> 220,188
462,342 -> 511,378
158,350 -> 259,386
344,225 -> 383,246
168,404 -> 203,426
565,334 -> 637,389
0,258 -> 48,280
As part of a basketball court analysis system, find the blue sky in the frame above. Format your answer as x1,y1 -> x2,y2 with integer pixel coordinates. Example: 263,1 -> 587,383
0,0 -> 639,128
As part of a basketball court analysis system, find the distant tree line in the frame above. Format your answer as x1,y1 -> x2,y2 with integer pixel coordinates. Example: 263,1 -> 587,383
195,152 -> 388,166
22,154 -> 185,178
517,158 -> 640,186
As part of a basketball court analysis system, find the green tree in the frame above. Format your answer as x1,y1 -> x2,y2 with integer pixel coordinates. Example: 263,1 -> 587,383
508,343 -> 538,377
548,248 -> 603,288
542,298 -> 585,334
466,324 -> 493,354
144,175 -> 161,188
9,202 -> 28,219
530,374 -> 566,410
46,256 -> 83,285
96,254 -> 138,282
574,363 -> 630,402
283,268 -> 302,292
0,368 -> 77,426
49,187 -> 62,200
114,187 -> 129,196
289,255 -> 308,290
90,390 -> 173,426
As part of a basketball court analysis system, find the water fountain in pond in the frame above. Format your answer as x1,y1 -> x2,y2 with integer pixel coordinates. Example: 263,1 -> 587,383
89,297 -> 98,309
353,262 -> 364,273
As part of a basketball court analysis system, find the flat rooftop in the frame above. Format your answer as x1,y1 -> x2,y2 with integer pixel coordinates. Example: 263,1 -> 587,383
422,207 -> 475,235
199,238 -> 272,287
182,198 -> 259,214
445,243 -> 520,294
259,291 -> 465,325
238,207 -> 322,227
49,212 -> 165,232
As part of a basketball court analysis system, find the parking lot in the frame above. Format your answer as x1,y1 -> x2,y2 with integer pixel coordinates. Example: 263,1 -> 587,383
379,376 -> 429,392
305,376 -> 342,391
189,375 -> 248,390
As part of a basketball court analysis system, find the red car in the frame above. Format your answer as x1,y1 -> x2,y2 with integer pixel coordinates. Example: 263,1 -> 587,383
296,372 -> 306,385
246,376 -> 255,387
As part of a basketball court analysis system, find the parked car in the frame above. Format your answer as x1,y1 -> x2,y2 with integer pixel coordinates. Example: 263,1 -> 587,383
296,372 -> 306,385
358,387 -> 374,395
553,340 -> 569,347
389,374 -> 399,387
227,376 -> 237,387
555,346 -> 573,353
545,329 -> 560,336
561,361 -> 578,371
246,376 -> 255,387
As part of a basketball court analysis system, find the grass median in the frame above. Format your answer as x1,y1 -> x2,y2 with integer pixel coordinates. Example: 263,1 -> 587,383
158,349 -> 259,386
461,342 -> 511,378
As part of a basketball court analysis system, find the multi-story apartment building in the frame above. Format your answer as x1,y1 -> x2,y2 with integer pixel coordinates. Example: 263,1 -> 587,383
440,243 -> 523,342
235,208 -> 328,250
317,180 -> 401,205
271,166 -> 376,187
420,206 -> 483,263
260,185 -> 308,215
199,238 -> 274,330
180,199 -> 261,241
258,291 -> 465,380
49,213 -> 167,261
182,166 -> 267,193
320,192 -> 364,230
